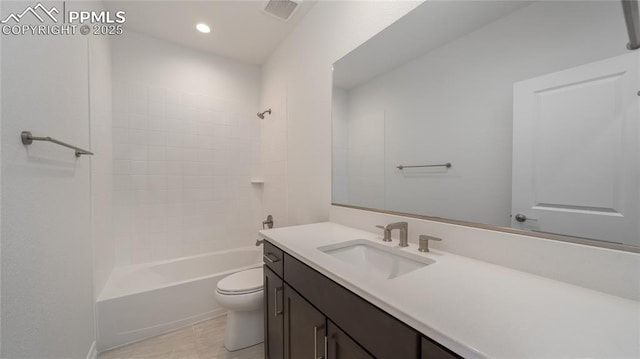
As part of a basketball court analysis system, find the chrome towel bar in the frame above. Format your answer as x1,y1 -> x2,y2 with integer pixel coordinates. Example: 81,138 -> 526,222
396,162 -> 451,170
21,131 -> 94,157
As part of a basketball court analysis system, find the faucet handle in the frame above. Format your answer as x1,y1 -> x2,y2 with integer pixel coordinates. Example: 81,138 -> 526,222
375,225 -> 392,242
418,235 -> 442,252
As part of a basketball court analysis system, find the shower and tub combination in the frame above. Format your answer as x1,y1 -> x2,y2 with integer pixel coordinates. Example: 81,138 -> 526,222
97,95 -> 277,351
96,246 -> 263,351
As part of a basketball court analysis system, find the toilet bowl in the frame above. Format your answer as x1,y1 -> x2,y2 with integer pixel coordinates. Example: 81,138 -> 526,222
215,267 -> 264,351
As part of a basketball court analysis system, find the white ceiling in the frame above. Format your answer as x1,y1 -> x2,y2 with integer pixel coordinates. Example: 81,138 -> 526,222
333,1 -> 533,89
105,0 -> 316,65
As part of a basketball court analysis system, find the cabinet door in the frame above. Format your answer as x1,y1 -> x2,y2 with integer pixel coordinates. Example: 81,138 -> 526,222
327,320 -> 373,359
285,253 -> 420,359
264,266 -> 284,359
284,284 -> 326,359
421,337 -> 461,359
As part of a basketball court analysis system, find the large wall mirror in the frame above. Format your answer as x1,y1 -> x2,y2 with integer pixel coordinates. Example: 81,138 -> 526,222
332,0 -> 640,250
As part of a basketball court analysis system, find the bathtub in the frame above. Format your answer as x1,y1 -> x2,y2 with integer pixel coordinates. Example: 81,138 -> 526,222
96,247 -> 262,351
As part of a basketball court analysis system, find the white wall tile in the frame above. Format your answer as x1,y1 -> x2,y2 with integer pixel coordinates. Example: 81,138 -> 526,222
166,147 -> 183,162
131,161 -> 148,175
112,112 -> 129,128
130,145 -> 148,161
148,86 -> 167,104
113,160 -> 131,175
148,101 -> 166,119
148,161 -> 166,175
111,31 -> 261,265
128,83 -> 148,102
166,89 -> 182,105
129,98 -> 148,116
147,146 -> 166,161
129,114 -> 148,130
147,131 -> 166,146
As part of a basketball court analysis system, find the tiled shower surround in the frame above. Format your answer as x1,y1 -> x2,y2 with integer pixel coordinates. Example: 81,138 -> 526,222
111,81 -> 262,265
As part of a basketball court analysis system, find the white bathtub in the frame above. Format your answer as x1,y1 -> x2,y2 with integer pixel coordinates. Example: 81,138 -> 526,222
96,247 -> 262,351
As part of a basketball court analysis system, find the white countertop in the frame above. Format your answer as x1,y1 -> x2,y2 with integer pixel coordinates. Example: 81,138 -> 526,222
259,222 -> 640,359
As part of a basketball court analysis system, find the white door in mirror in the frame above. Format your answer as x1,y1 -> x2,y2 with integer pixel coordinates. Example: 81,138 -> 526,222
512,52 -> 639,246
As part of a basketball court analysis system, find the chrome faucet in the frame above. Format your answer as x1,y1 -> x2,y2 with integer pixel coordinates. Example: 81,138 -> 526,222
375,222 -> 409,247
375,225 -> 392,242
418,235 -> 442,252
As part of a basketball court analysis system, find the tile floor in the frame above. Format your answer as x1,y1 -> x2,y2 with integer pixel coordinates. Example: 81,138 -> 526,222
98,315 -> 264,359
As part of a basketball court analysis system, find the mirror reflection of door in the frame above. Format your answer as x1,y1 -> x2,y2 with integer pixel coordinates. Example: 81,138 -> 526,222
512,52 -> 639,246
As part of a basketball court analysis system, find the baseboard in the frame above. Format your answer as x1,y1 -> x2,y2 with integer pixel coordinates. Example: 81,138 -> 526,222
86,341 -> 97,359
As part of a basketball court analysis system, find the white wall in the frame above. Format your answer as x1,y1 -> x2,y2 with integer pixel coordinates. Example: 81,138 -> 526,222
331,87 -> 348,204
342,1 -> 628,226
1,3 -> 95,356
262,1 -> 422,226
111,31 -> 262,265
90,23 -> 115,303
346,96 -> 385,209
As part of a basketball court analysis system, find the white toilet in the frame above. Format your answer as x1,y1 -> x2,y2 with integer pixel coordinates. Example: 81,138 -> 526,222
214,267 -> 264,351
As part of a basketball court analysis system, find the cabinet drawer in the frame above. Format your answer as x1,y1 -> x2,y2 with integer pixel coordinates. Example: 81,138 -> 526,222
263,240 -> 284,277
284,253 -> 420,359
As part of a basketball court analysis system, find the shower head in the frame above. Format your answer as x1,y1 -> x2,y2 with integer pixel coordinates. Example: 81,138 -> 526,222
257,108 -> 272,119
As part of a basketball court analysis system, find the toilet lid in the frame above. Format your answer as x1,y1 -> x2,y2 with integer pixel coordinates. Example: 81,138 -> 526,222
217,268 -> 263,294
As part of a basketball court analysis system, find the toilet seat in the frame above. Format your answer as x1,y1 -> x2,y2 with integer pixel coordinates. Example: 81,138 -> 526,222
216,267 -> 263,295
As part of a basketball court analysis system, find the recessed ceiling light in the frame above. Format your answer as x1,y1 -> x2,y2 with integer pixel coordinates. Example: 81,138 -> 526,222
196,23 -> 210,34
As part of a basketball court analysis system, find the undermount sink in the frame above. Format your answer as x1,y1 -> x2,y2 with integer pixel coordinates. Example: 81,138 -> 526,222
318,239 -> 435,279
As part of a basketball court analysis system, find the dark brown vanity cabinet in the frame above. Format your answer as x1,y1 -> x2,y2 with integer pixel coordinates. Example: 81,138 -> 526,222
263,240 -> 461,359
263,241 -> 285,359
283,284 -> 326,359
421,337 -> 461,359
264,266 -> 284,359
327,320 -> 374,359
283,286 -> 374,359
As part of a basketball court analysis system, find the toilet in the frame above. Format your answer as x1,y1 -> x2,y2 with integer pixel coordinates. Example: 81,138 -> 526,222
214,267 -> 264,351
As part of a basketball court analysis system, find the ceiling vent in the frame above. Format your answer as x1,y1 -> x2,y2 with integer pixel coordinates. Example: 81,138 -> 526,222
263,0 -> 301,22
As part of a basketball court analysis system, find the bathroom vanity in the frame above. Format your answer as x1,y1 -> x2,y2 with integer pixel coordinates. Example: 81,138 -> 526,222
263,240 -> 456,359
260,222 -> 639,359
